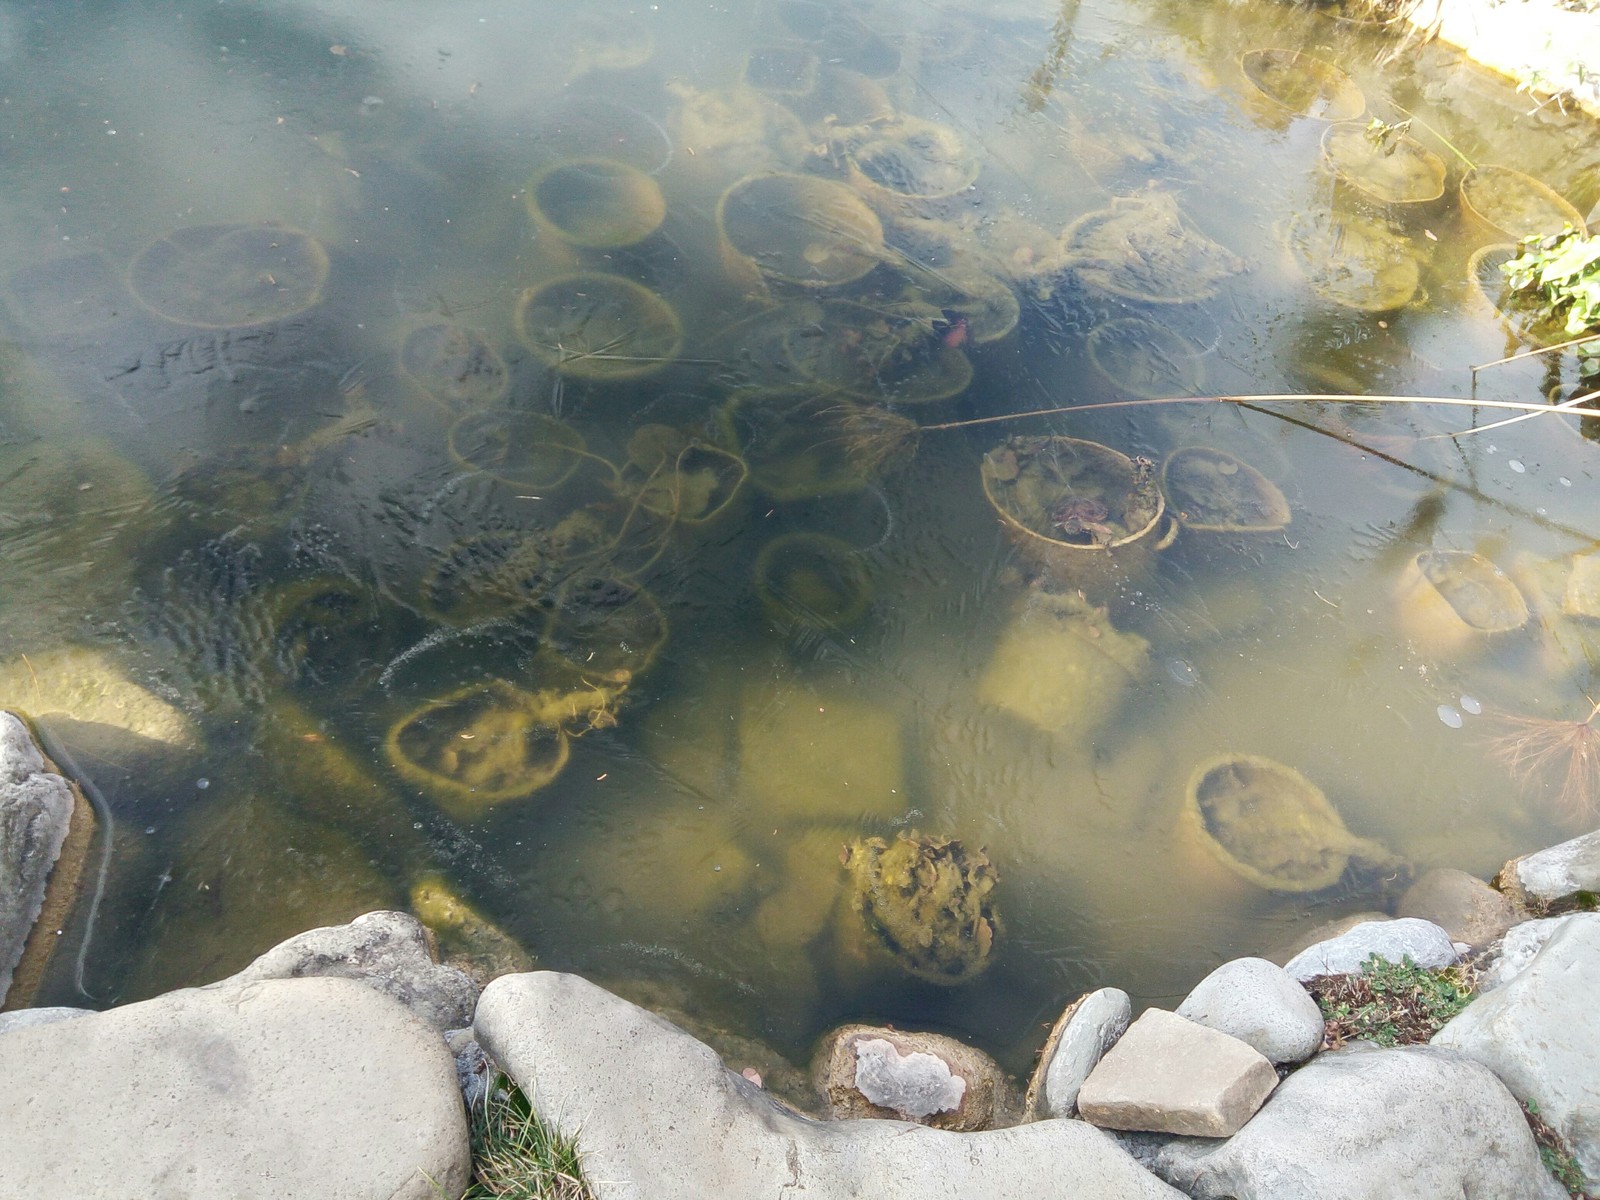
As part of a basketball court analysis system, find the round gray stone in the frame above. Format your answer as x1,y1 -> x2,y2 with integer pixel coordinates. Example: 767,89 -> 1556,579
1026,987 -> 1132,1119
1284,918 -> 1458,982
1176,957 -> 1324,1064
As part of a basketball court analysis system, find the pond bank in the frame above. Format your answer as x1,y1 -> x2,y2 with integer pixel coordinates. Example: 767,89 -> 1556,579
4,702 -> 1597,1199
1401,0 -> 1600,123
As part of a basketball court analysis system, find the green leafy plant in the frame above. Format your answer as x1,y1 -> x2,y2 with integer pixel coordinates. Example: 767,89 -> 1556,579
463,1073 -> 596,1200
1502,226 -> 1600,377
1307,954 -> 1476,1047
1525,1100 -> 1593,1198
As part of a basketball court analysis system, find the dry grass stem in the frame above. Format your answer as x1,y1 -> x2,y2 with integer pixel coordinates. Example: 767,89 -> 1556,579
1486,699 -> 1600,820
1471,331 -> 1600,376
465,1073 -> 596,1200
830,391 -> 1585,473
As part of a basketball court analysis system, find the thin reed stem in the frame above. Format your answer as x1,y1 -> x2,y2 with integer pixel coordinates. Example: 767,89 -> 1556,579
1471,331 -> 1600,376
919,392 -> 1567,434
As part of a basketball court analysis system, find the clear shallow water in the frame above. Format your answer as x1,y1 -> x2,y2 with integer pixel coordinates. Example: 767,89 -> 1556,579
2,0 -> 1598,1074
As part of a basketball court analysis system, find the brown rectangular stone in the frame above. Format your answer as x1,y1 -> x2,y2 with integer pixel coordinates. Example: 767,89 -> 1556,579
1077,1008 -> 1278,1137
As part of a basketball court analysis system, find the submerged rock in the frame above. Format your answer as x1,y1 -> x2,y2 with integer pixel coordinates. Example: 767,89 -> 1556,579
474,971 -> 1186,1199
814,1024 -> 1021,1131
1398,868 -> 1518,950
216,910 -> 478,1031
0,977 -> 469,1199
839,831 -> 1000,986
1132,1044 -> 1566,1200
0,712 -> 93,1008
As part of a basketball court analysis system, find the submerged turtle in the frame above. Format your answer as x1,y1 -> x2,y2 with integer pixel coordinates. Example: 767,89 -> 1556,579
1051,496 -> 1117,546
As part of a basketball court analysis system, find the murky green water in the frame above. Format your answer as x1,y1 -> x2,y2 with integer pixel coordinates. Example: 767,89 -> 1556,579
3,0 -> 1597,1075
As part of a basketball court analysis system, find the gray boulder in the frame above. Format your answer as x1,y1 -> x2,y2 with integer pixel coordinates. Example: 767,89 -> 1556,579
1500,829 -> 1600,906
1433,912 -> 1600,1182
1138,1044 -> 1567,1200
1176,957 -> 1324,1064
1399,867 -> 1518,949
0,1006 -> 92,1036
0,976 -> 470,1199
1025,987 -> 1131,1119
813,1024 -> 1022,1131
1076,1009 -> 1278,1137
1479,916 -> 1575,990
1284,917 -> 1457,982
0,711 -> 86,1006
474,971 -> 1186,1200
215,909 -> 478,1030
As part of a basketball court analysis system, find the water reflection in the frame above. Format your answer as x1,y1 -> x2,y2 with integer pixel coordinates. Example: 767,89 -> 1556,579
1,0 -> 1597,1074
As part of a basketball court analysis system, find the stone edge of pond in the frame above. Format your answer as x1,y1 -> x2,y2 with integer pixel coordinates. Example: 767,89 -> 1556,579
4,810 -> 1598,1197
1403,0 -> 1600,123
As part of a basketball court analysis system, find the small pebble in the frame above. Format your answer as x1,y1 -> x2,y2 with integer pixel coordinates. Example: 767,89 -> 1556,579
1437,705 -> 1463,729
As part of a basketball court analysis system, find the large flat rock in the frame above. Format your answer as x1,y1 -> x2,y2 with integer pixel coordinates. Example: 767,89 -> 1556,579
1136,1044 -> 1567,1200
1433,912 -> 1600,1182
1077,1008 -> 1277,1137
0,976 -> 469,1199
474,971 -> 1185,1200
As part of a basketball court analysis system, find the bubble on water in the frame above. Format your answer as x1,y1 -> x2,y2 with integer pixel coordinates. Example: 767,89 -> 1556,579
145,826 -> 157,835
1560,477 -> 1572,487
1509,460 -> 1525,473
1166,657 -> 1199,686
1460,695 -> 1482,716
1437,705 -> 1463,729
195,777 -> 210,790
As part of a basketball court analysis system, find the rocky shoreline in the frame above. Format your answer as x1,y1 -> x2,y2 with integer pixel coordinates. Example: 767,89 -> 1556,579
4,710 -> 1599,1198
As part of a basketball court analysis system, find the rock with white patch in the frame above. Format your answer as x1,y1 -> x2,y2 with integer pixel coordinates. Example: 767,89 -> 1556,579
1,712 -> 92,1008
814,1024 -> 1021,1131
474,971 -> 1185,1200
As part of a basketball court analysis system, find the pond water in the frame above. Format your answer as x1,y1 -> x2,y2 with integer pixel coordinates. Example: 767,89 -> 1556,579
3,0 -> 1598,1080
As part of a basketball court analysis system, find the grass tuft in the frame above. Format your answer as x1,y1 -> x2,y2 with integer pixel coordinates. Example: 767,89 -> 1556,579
464,1073 -> 596,1200
1525,1100 -> 1594,1198
1306,954 -> 1476,1048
